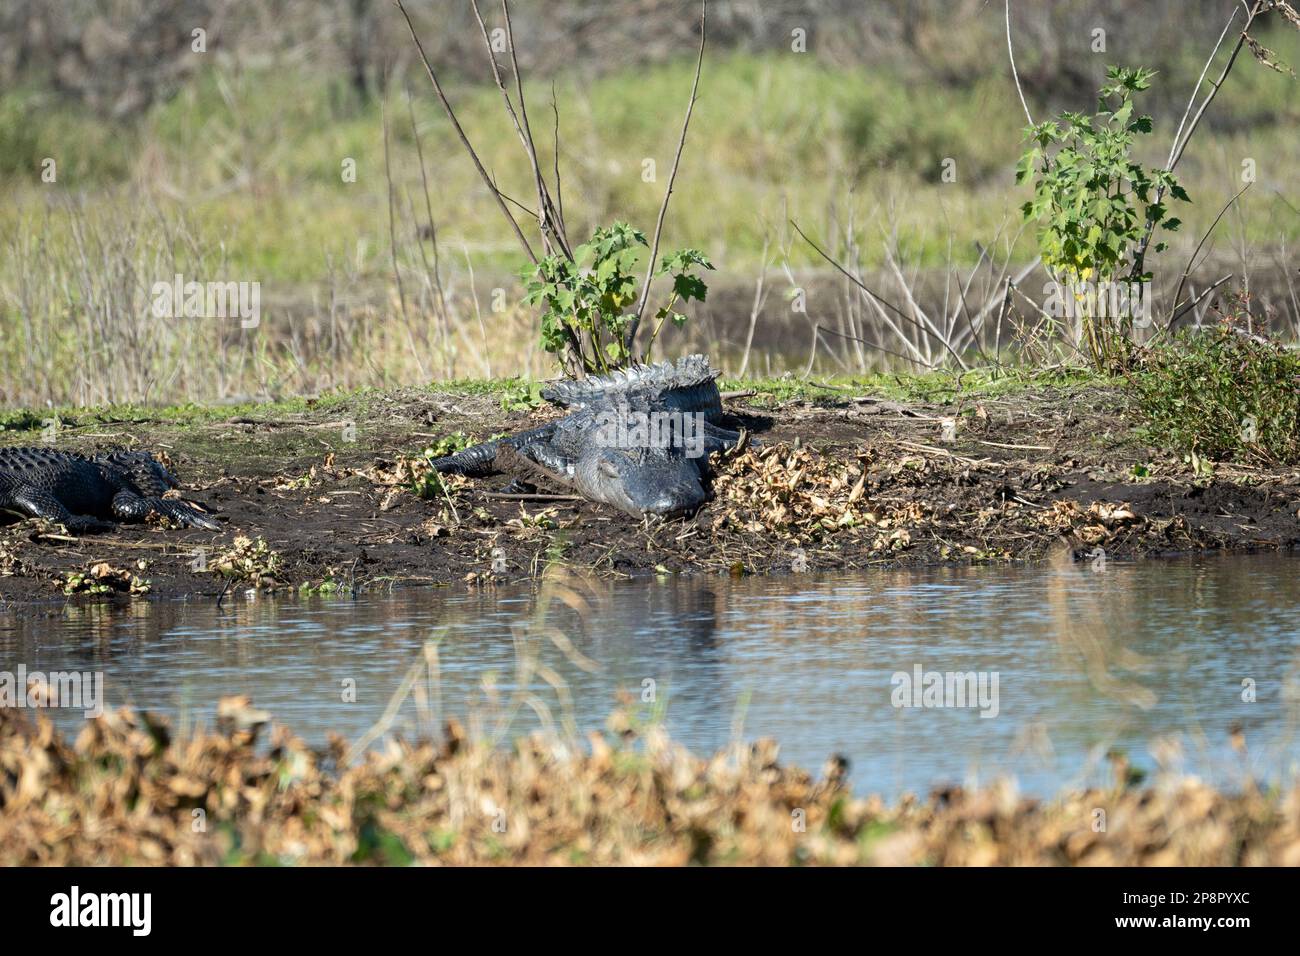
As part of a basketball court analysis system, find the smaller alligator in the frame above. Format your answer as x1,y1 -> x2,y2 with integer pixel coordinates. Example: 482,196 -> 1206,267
0,447 -> 220,533
431,355 -> 744,517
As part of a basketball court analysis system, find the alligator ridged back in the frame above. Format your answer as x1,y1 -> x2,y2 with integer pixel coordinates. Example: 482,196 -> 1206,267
541,354 -> 723,421
0,447 -> 91,470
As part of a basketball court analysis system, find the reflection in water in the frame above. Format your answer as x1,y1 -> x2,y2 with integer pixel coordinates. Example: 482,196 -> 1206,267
2,553 -> 1298,797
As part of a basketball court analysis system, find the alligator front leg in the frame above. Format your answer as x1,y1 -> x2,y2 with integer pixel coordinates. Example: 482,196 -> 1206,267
4,486 -> 114,533
430,423 -> 559,477
111,490 -> 221,530
702,422 -> 747,453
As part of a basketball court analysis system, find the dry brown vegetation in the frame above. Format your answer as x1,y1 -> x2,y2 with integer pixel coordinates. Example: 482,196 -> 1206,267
2,698 -> 1298,865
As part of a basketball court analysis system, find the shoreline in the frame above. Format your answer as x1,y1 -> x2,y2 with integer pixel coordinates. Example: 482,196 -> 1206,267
2,379 -> 1298,604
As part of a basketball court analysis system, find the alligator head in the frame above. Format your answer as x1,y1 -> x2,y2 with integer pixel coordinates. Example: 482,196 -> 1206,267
575,444 -> 710,518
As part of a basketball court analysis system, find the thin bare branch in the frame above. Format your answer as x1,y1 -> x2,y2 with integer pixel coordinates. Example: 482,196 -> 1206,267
504,1 -> 570,257
1168,182 -> 1252,326
790,221 -> 921,333
626,0 -> 707,356
395,0 -> 537,263
1170,2 -> 1263,173
1005,0 -> 1033,127
1130,1 -> 1264,280
469,0 -> 569,258
551,83 -> 564,229
1167,7 -> 1240,169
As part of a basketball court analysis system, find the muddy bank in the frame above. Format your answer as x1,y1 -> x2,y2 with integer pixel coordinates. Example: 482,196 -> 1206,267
1,382 -> 1298,604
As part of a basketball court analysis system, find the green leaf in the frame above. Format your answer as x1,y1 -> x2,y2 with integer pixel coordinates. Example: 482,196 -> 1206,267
672,273 -> 708,303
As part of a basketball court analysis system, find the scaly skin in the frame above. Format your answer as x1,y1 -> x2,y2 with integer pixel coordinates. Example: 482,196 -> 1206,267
432,355 -> 742,517
0,447 -> 220,533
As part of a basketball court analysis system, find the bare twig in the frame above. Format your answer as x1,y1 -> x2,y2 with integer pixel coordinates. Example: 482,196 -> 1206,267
380,87 -> 427,380
1167,182 -> 1252,326
1167,7 -> 1240,169
395,0 -> 537,263
815,324 -> 934,368
405,87 -> 452,374
1164,273 -> 1234,332
1005,0 -> 1033,127
499,0 -> 570,257
551,82 -> 564,227
737,234 -> 772,377
1169,2 -> 1264,173
1129,1 -> 1264,281
626,0 -> 707,356
791,219 -> 965,368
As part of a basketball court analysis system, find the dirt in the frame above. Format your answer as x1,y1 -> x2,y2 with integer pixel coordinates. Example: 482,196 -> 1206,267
1,383 -> 1298,605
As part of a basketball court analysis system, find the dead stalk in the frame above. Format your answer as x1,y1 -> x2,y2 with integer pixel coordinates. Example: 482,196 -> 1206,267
626,0 -> 707,357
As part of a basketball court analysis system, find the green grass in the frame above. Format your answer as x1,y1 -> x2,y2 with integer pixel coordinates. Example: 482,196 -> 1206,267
0,368 -> 1108,435
723,365 -> 1104,405
2,40 -> 1296,409
3,40 -> 1297,286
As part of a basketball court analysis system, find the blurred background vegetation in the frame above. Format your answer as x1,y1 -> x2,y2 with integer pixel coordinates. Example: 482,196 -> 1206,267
0,0 -> 1296,405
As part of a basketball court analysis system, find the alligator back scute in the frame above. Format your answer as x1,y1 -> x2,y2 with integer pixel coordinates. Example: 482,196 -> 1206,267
0,447 -> 92,473
541,354 -> 723,422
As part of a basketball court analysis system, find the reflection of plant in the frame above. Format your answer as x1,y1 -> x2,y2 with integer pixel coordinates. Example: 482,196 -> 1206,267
299,578 -> 344,596
1017,67 -> 1189,370
522,222 -> 713,373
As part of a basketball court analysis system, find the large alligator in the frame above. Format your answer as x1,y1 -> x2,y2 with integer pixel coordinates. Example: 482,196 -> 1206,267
0,447 -> 220,533
431,354 -> 744,517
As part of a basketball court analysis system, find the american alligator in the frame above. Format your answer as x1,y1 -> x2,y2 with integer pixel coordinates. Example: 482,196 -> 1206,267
431,354 -> 744,517
0,447 -> 220,533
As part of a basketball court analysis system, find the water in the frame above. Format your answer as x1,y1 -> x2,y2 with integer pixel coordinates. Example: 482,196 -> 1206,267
3,553 -> 1299,798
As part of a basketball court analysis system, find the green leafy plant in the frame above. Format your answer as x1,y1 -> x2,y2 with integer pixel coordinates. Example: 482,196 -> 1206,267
1017,66 -> 1189,370
1128,314 -> 1300,465
522,222 -> 713,373
422,431 -> 474,458
409,469 -> 446,501
499,380 -> 545,413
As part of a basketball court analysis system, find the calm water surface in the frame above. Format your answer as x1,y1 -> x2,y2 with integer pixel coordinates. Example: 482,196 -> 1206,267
3,553 -> 1298,797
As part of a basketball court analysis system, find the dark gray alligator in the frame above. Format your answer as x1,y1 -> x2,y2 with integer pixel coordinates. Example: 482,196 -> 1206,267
0,447 -> 220,532
431,355 -> 743,517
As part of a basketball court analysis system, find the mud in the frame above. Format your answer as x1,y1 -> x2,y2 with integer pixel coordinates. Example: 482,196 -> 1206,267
1,383 -> 1297,605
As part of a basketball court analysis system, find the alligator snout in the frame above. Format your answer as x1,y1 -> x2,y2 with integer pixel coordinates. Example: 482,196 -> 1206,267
638,480 -> 708,518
